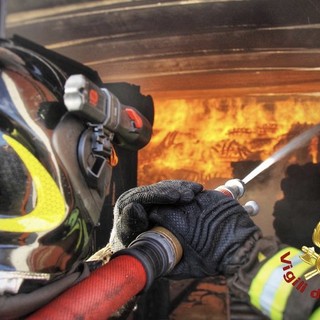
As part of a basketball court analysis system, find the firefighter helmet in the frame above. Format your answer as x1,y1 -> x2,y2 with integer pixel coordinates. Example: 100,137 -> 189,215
0,38 -> 109,288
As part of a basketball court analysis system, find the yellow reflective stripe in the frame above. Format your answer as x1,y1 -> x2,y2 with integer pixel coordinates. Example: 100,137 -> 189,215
309,307 -> 320,320
0,135 -> 66,232
271,254 -> 311,320
249,247 -> 301,319
250,248 -> 298,309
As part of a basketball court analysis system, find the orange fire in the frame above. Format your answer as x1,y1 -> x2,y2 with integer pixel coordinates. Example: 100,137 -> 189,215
138,96 -> 320,188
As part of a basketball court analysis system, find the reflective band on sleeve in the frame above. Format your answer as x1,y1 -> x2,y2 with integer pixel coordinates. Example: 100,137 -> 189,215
309,307 -> 320,320
249,247 -> 311,320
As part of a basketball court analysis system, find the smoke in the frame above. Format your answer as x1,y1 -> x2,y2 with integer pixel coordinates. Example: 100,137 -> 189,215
243,123 -> 320,184
242,160 -> 288,236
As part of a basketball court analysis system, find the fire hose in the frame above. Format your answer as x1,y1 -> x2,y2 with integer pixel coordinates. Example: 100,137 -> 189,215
28,179 -> 258,320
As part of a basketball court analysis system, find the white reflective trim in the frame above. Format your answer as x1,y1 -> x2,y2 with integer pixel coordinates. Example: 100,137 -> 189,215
258,253 -> 302,317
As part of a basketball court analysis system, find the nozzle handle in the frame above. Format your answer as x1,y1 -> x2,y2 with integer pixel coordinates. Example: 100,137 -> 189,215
215,179 -> 245,200
242,200 -> 260,216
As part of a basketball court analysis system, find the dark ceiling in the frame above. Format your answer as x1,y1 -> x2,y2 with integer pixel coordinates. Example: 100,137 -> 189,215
4,0 -> 320,98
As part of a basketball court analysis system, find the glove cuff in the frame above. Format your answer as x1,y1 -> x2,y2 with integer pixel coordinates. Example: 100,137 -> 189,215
222,230 -> 262,276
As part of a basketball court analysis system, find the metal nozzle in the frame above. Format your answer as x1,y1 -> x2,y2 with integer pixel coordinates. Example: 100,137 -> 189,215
223,179 -> 245,199
151,226 -> 183,269
242,200 -> 259,216
215,179 -> 259,216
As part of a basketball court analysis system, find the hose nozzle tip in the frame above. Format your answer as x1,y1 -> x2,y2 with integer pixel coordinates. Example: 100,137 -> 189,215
224,179 -> 245,199
243,200 -> 260,216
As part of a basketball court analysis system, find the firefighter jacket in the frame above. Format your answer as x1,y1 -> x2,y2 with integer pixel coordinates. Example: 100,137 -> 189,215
227,234 -> 320,320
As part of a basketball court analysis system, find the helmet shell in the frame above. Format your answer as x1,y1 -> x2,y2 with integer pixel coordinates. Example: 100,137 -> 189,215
0,39 -> 107,274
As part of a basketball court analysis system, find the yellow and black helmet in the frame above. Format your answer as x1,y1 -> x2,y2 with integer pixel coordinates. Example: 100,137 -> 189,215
0,38 -> 110,280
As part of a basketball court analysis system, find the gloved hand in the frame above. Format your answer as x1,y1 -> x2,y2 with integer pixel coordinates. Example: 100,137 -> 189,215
110,180 -> 260,279
147,189 -> 260,278
109,180 -> 203,252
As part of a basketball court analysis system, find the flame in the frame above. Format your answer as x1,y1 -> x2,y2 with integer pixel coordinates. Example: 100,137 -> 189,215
310,136 -> 319,163
138,96 -> 320,188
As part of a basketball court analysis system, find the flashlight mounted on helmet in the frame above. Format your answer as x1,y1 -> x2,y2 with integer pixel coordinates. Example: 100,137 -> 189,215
63,74 -> 152,151
63,74 -> 152,195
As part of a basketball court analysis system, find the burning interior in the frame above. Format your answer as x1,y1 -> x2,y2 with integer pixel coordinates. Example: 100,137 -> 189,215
139,95 -> 320,187
4,1 -> 320,318
138,94 -> 320,239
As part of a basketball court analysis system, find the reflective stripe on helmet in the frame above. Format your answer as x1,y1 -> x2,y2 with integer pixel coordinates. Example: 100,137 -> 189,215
0,135 -> 66,232
249,247 -> 310,320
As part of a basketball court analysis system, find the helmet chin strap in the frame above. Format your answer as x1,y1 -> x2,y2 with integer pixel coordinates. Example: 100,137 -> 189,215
0,271 -> 51,294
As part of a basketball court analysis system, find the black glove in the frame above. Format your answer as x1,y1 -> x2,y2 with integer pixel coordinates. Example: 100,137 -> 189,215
109,180 -> 203,252
147,190 -> 260,278
111,180 -> 260,279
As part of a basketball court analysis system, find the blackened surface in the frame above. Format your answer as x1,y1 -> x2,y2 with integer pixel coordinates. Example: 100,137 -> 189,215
273,162 -> 320,248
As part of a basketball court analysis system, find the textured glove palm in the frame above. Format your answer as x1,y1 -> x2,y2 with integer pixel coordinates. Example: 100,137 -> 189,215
109,180 -> 203,252
110,180 -> 259,278
148,190 -> 259,278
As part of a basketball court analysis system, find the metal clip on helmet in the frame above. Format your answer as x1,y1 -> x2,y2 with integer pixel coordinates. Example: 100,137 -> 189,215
0,38 -> 115,292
